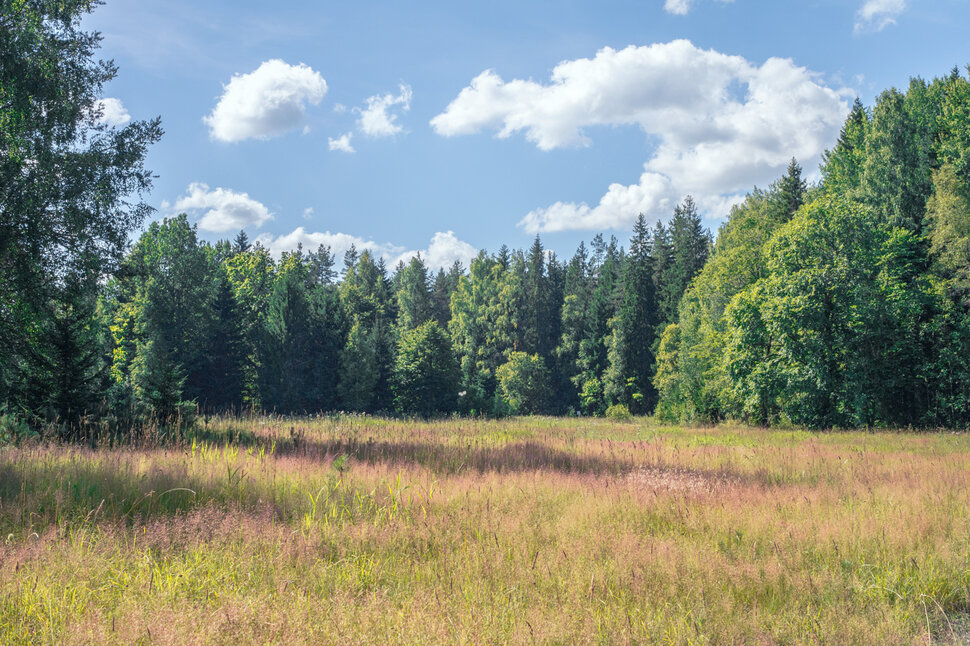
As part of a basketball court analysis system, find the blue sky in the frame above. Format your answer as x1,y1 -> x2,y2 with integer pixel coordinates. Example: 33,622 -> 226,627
85,0 -> 970,268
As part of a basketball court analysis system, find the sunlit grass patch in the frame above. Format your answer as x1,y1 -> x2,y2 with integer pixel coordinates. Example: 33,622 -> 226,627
2,417 -> 970,644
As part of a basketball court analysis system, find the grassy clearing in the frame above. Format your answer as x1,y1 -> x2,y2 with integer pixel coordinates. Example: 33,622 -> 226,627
2,416 -> 970,644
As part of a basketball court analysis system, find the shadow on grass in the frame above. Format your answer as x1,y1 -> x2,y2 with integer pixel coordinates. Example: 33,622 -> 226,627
188,422 -> 632,477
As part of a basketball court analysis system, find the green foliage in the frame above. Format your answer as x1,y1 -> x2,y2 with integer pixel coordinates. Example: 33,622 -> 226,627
7,31 -> 970,432
261,252 -> 345,413
393,321 -> 459,416
495,352 -> 549,415
604,403 -> 631,421
0,404 -> 37,445
605,215 -> 658,413
0,0 -> 161,428
449,252 -> 517,413
112,215 -> 216,421
340,251 -> 395,412
395,255 -> 433,332
338,323 -> 380,412
926,163 -> 970,302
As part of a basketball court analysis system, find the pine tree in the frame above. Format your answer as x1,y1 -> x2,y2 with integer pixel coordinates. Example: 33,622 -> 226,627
308,245 -> 337,285
776,158 -> 808,221
339,251 -> 396,411
430,261 -> 462,327
556,242 -> 593,412
821,97 -> 869,193
233,230 -> 251,254
656,197 -> 710,331
393,321 -> 459,416
201,273 -> 247,412
605,214 -> 657,411
395,255 -> 433,332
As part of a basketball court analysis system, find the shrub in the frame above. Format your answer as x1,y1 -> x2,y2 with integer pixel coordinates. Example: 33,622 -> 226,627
605,403 -> 632,421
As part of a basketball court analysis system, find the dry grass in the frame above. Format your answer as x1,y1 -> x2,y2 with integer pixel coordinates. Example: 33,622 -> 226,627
1,416 -> 970,644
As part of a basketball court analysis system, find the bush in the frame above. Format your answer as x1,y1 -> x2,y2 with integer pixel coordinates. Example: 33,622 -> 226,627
605,403 -> 632,421
0,404 -> 38,445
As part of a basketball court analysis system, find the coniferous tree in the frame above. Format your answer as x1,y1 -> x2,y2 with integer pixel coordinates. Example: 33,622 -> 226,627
556,242 -> 593,412
431,261 -> 462,327
200,272 -> 247,412
233,230 -> 251,254
339,251 -> 396,411
111,216 -> 215,421
605,214 -> 657,412
395,255 -> 434,332
393,321 -> 459,416
656,197 -> 711,330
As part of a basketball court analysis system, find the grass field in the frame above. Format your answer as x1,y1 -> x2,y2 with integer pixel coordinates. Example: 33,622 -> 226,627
2,416 -> 970,644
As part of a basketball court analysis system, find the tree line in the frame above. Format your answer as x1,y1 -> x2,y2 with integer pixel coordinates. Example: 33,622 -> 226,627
4,2 -> 970,436
86,202 -> 711,422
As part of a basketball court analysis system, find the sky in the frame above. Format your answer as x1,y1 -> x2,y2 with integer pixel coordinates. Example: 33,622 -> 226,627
84,0 -> 970,269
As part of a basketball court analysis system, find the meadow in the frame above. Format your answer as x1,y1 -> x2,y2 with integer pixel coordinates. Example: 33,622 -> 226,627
2,416 -> 970,644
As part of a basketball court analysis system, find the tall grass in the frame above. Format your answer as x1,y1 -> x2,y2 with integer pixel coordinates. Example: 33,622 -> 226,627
1,416 -> 969,644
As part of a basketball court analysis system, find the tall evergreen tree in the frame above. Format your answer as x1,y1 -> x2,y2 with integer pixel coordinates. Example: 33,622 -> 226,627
233,230 -> 251,254
339,251 -> 396,411
656,197 -> 711,330
430,261 -> 462,327
605,214 -> 657,411
395,255 -> 434,332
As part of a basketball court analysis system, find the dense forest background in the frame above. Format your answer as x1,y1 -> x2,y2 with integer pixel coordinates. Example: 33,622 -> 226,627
3,2 -> 970,437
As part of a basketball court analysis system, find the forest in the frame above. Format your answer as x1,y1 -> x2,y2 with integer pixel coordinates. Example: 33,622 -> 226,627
3,2 -> 970,438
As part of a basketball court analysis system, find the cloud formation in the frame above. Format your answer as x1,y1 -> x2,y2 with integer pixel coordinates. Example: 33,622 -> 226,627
397,231 -> 478,270
357,84 -> 412,137
255,228 -> 476,270
204,59 -> 327,142
93,97 -> 131,127
328,132 -> 355,153
854,0 -> 905,33
174,182 -> 273,232
432,40 -> 850,232
663,0 -> 733,16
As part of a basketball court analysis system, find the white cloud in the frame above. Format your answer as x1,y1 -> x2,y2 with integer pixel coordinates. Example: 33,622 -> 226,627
664,0 -> 691,14
356,84 -> 412,137
433,40 -> 850,233
328,132 -> 356,153
854,0 -> 905,33
392,231 -> 478,270
93,97 -> 131,127
664,0 -> 734,15
255,228 -> 476,271
204,59 -> 327,142
302,207 -> 314,219
255,227 -> 399,260
173,182 -> 273,232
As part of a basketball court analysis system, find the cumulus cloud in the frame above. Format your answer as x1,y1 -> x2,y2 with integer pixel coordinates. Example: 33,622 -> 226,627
854,0 -> 905,33
328,132 -> 355,153
174,182 -> 273,233
392,231 -> 478,270
204,59 -> 327,142
356,84 -> 412,137
432,40 -> 850,233
93,97 -> 131,127
255,228 -> 476,271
